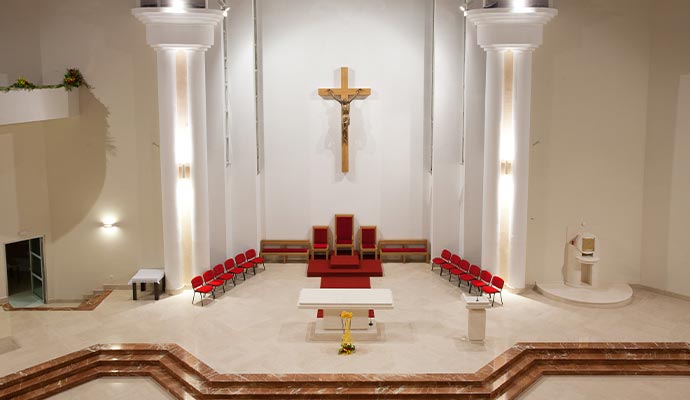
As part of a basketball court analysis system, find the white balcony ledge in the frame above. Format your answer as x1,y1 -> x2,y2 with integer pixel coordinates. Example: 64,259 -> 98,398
0,88 -> 79,126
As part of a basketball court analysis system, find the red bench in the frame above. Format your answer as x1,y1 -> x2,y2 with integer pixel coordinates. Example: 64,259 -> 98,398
260,240 -> 310,263
378,239 -> 430,263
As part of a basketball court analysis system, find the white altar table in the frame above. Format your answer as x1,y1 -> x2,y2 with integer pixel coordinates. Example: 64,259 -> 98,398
297,288 -> 393,330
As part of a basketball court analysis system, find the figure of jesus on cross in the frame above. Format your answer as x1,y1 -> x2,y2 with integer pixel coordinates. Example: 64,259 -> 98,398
319,67 -> 370,173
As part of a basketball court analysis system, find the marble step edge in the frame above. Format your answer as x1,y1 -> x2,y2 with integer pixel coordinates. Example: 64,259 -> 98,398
1,290 -> 112,312
0,354 -> 167,398
1,342 -> 690,399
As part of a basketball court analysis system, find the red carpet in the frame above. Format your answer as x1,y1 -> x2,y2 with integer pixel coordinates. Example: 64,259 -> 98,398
320,276 -> 371,288
329,254 -> 360,268
307,258 -> 383,277
317,275 -> 374,319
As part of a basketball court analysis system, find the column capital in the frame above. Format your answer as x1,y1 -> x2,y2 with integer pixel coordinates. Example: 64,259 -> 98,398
466,8 -> 557,52
132,8 -> 225,51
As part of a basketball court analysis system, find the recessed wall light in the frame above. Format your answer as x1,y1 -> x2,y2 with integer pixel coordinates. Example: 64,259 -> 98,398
102,217 -> 118,229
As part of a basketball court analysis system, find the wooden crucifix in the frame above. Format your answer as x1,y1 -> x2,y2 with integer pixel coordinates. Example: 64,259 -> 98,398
318,67 -> 370,173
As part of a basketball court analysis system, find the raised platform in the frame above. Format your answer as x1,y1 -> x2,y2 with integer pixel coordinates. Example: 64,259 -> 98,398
307,253 -> 383,277
329,254 -> 360,268
535,282 -> 633,308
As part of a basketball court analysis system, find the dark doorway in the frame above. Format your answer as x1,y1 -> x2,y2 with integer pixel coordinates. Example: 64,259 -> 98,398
5,237 -> 45,307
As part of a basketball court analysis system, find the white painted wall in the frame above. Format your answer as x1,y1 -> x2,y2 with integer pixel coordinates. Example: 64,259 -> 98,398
0,0 -> 163,300
430,0 -> 465,258
0,134 -> 19,301
258,0 -> 428,240
0,0 -> 43,84
205,17 -> 228,266
640,0 -> 690,297
527,0 -> 650,285
226,0 -> 260,255
462,16 -> 485,265
1,0 -> 687,301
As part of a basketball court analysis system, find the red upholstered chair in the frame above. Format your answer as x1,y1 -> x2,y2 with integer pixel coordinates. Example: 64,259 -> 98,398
359,226 -> 377,260
455,260 -> 471,287
334,214 -> 354,255
470,270 -> 492,294
312,226 -> 330,260
245,248 -> 265,270
213,263 -> 235,287
191,275 -> 214,306
225,258 -> 246,280
235,253 -> 256,276
441,254 -> 461,277
459,264 -> 481,290
448,254 -> 465,282
432,249 -> 452,271
482,275 -> 505,306
203,269 -> 225,293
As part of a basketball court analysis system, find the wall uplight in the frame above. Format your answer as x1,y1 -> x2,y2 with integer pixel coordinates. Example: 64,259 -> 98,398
178,163 -> 191,179
500,160 -> 512,175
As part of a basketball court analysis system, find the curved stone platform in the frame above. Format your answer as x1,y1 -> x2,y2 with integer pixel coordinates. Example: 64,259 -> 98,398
1,342 -> 688,399
536,282 -> 633,308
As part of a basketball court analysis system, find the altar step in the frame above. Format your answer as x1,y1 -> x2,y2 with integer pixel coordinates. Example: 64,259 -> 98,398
535,282 -> 633,308
306,258 -> 383,277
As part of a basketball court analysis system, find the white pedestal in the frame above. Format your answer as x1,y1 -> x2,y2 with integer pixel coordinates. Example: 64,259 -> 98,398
463,293 -> 491,342
566,245 -> 601,288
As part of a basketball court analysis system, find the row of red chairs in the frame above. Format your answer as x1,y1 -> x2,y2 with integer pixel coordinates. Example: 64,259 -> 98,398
431,249 -> 504,306
191,248 -> 265,306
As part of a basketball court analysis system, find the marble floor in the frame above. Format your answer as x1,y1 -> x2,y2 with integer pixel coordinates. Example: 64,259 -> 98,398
524,376 -> 690,399
1,262 -> 689,398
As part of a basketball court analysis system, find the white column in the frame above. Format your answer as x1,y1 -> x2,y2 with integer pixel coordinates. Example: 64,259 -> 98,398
467,7 -> 556,289
508,49 -> 534,289
156,49 -> 183,292
187,49 -> 211,277
480,49 -> 504,273
133,7 -> 224,289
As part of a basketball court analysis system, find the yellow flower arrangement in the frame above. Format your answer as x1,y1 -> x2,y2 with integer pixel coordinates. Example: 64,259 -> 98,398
339,310 -> 356,355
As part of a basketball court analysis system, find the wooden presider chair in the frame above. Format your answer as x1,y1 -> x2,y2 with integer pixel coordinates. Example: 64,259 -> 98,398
312,225 -> 330,260
334,214 -> 354,255
359,226 -> 377,260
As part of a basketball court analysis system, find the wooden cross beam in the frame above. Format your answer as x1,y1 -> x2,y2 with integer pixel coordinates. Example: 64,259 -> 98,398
318,67 -> 370,173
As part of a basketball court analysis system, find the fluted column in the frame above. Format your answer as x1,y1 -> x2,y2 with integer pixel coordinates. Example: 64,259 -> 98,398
467,6 -> 556,289
481,49 -> 504,273
187,49 -> 211,277
156,49 -> 184,291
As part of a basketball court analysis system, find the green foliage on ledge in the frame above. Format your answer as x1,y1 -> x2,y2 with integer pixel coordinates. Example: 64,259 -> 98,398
0,68 -> 90,93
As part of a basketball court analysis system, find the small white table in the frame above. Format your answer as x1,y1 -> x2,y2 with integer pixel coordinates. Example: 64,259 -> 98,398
463,293 -> 491,342
128,269 -> 165,300
298,288 -> 393,330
